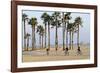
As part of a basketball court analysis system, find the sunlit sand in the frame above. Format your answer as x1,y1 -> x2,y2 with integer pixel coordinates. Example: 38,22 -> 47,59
22,44 -> 90,62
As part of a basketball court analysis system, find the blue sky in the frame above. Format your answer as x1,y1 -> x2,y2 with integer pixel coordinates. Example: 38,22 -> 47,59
22,10 -> 90,47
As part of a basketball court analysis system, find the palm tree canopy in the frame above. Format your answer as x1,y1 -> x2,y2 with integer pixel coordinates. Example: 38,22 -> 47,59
41,13 -> 50,23
52,12 -> 61,18
61,12 -> 71,27
67,22 -> 78,33
64,12 -> 72,21
67,23 -> 73,31
37,25 -> 44,36
22,13 -> 28,21
51,12 -> 62,27
74,16 -> 83,27
28,17 -> 38,27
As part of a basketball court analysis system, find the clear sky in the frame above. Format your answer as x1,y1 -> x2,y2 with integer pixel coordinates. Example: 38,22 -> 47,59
22,10 -> 90,48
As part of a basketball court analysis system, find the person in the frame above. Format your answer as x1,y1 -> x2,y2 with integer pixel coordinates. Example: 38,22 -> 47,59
46,48 -> 49,55
77,46 -> 82,55
55,48 -> 57,55
65,47 -> 69,56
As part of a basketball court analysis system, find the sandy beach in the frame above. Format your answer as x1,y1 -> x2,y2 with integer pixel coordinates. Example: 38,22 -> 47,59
22,44 -> 90,62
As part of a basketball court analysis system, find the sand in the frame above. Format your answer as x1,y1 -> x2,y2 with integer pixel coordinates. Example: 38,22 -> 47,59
22,45 -> 90,62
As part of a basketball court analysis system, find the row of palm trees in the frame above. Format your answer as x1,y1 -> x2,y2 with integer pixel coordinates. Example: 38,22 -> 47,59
22,11 -> 82,52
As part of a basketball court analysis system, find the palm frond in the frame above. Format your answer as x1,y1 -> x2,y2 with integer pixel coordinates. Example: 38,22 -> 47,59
28,17 -> 38,27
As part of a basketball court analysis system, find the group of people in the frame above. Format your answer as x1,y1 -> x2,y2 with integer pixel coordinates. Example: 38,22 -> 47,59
46,47 -> 82,56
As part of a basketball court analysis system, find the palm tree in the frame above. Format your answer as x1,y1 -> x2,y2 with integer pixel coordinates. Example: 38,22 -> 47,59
71,26 -> 74,50
64,12 -> 71,49
67,23 -> 73,50
47,14 -> 53,50
67,22 -> 77,50
62,12 -> 71,50
37,25 -> 41,49
62,12 -> 65,50
29,17 -> 38,50
37,25 -> 44,49
51,12 -> 61,51
25,33 -> 30,51
22,13 -> 28,51
74,17 -> 82,49
71,23 -> 76,50
41,27 -> 44,48
41,13 -> 48,49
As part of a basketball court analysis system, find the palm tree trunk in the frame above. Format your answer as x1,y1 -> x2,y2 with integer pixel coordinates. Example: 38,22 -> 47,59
77,25 -> 79,48
55,25 -> 58,51
40,35 -> 41,49
39,35 -> 41,49
34,26 -> 35,48
72,31 -> 74,50
32,26 -> 35,50
66,29 -> 68,49
63,25 -> 65,50
27,37 -> 29,51
48,22 -> 50,50
42,35 -> 43,48
66,21 -> 69,49
32,28 -> 33,50
44,23 -> 47,48
69,31 -> 71,49
62,12 -> 65,50
33,26 -> 35,50
24,20 -> 26,51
